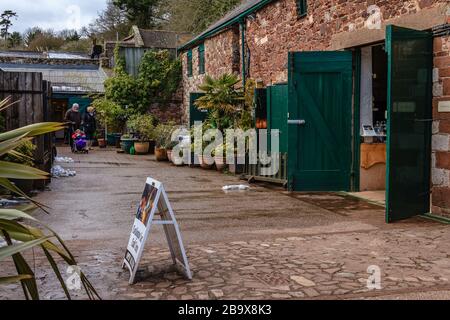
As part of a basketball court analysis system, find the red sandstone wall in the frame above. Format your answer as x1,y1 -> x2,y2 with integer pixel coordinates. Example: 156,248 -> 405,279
181,28 -> 240,123
432,34 -> 450,217
246,0 -> 446,85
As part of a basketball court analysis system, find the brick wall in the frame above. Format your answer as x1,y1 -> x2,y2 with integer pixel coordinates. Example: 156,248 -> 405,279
432,34 -> 450,218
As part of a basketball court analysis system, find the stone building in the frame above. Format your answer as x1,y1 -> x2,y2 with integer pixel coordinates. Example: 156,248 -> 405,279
179,0 -> 450,221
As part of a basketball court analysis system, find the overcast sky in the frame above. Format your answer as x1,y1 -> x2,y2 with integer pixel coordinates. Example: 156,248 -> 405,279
1,0 -> 108,33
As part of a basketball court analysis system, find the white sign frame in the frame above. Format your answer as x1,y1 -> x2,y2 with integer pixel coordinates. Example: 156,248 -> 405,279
122,177 -> 192,284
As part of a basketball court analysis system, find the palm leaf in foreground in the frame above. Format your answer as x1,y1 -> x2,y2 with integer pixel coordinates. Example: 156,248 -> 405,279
0,209 -> 101,300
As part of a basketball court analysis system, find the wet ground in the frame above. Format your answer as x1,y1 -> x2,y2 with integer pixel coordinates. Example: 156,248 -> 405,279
0,147 -> 449,300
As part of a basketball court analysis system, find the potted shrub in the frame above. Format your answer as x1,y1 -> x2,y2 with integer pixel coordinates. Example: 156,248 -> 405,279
127,114 -> 156,155
154,123 -> 174,161
3,141 -> 36,195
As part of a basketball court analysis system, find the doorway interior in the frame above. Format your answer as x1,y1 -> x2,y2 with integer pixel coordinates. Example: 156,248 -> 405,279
353,43 -> 388,205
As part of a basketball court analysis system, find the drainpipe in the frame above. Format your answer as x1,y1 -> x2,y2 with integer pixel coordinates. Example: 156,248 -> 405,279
239,19 -> 247,88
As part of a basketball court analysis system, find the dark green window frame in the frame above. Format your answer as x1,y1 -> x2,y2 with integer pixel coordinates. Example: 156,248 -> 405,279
187,50 -> 193,77
198,44 -> 205,74
296,0 -> 307,17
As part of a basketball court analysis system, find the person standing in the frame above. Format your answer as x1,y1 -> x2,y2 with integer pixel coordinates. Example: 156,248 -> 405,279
65,103 -> 82,150
83,106 -> 97,150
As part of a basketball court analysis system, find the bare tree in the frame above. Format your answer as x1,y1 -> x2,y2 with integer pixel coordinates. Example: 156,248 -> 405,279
88,0 -> 131,40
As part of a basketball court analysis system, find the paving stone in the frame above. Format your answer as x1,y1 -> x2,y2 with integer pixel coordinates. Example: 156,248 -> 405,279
290,276 -> 316,287
303,288 -> 320,297
336,272 -> 356,278
324,268 -> 341,274
209,289 -> 224,299
404,276 -> 419,282
271,293 -> 291,299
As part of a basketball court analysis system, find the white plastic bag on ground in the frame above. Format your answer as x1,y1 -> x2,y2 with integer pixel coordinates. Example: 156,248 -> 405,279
51,165 -> 76,178
54,156 -> 74,163
222,185 -> 250,192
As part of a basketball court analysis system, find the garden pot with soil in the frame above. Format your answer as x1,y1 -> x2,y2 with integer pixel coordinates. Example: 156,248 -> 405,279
155,147 -> 168,161
134,141 -> 150,155
98,138 -> 107,148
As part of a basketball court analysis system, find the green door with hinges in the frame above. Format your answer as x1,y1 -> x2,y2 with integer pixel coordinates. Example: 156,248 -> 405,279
267,84 -> 288,153
189,92 -> 207,127
385,25 -> 433,223
288,51 -> 353,191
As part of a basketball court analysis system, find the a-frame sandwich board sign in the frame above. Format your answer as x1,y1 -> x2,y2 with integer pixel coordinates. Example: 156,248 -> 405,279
122,177 -> 192,284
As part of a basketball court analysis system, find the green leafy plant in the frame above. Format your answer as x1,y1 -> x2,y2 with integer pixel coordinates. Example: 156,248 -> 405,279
137,50 -> 182,106
126,114 -> 156,142
154,122 -> 176,148
195,74 -> 244,131
240,79 -> 256,131
0,97 -> 100,300
2,140 -> 36,167
91,97 -> 126,133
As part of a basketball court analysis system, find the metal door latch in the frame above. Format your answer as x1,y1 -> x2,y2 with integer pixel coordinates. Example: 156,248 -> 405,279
288,119 -> 306,125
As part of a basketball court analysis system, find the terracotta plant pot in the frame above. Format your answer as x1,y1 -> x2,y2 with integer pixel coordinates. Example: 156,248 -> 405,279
134,141 -> 150,155
155,147 -> 168,161
214,156 -> 227,172
97,138 -> 107,148
198,155 -> 213,169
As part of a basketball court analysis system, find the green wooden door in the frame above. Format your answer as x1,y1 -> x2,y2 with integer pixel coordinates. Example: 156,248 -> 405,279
267,84 -> 288,153
189,93 -> 207,127
385,25 -> 433,223
288,51 -> 353,191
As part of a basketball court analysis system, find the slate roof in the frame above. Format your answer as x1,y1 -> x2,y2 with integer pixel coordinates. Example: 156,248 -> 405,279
123,26 -> 192,49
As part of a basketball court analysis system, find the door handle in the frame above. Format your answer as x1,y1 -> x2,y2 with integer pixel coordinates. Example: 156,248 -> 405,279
288,119 -> 306,125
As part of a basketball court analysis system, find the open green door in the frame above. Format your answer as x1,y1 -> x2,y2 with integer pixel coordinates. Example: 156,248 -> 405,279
189,93 -> 207,127
385,25 -> 433,223
288,52 -> 353,191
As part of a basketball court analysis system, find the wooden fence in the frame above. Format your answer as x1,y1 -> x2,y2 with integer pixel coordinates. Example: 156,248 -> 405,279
0,71 -> 54,189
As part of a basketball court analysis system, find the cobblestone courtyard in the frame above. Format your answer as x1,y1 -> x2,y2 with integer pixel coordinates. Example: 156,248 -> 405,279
1,147 -> 449,300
